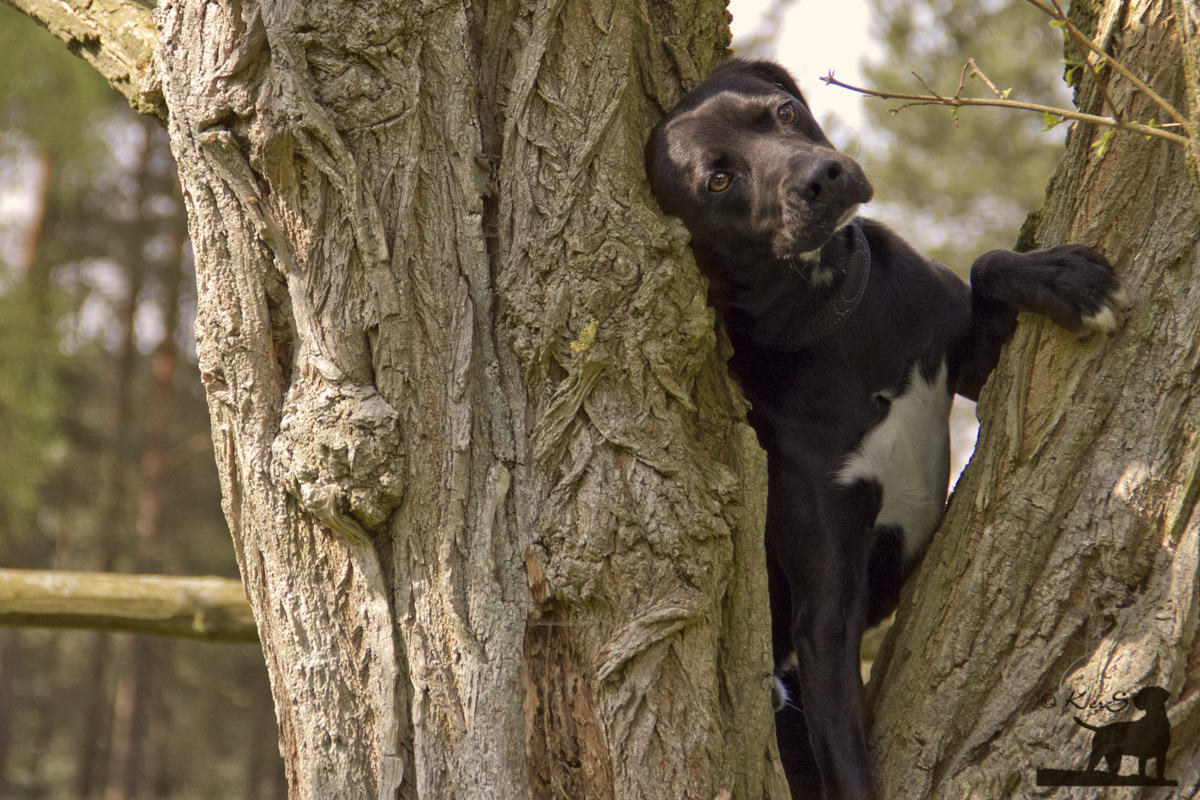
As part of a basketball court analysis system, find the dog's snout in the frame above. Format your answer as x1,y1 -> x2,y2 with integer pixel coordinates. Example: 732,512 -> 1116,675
786,154 -> 872,211
801,159 -> 843,203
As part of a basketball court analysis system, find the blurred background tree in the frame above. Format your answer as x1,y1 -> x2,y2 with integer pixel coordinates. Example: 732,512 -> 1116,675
0,5 -> 283,797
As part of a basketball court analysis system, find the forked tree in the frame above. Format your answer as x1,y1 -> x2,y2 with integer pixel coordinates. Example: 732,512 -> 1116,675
6,0 -> 1198,797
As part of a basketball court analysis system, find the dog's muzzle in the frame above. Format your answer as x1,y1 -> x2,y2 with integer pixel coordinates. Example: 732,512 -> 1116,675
771,151 -> 873,257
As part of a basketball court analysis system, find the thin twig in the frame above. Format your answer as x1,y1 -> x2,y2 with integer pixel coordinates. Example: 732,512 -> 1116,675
967,59 -> 1008,100
1050,0 -> 1124,120
1169,0 -> 1200,170
822,72 -> 1190,146
1171,0 -> 1200,124
955,62 -> 972,98
910,69 -> 949,102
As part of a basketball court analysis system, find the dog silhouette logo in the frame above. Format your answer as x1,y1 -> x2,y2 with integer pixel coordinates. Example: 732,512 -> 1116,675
1037,685 -> 1177,787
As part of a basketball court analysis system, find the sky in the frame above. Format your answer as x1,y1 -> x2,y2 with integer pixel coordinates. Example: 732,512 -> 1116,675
728,0 -> 880,137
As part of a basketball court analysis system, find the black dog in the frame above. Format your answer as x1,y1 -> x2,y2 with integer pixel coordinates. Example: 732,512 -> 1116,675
1075,686 -> 1171,779
644,59 -> 1125,800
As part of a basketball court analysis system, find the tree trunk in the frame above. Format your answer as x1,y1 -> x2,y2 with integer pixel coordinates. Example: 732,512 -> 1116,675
152,1 -> 786,798
0,145 -> 53,800
106,116 -> 180,800
75,210 -> 144,799
869,0 -> 1200,796
104,635 -> 154,800
0,628 -> 22,795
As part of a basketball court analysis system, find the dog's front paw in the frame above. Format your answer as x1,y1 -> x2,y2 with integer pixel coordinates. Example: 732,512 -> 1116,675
973,245 -> 1128,334
1041,245 -> 1128,333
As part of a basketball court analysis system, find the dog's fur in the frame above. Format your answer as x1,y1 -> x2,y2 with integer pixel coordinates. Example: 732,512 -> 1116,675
644,59 -> 1125,800
1075,687 -> 1171,779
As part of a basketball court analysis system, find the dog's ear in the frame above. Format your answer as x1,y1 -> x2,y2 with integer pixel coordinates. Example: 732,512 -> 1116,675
712,58 -> 811,110
643,120 -> 679,214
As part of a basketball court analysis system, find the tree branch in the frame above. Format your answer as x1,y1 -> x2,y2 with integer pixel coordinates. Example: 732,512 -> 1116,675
0,569 -> 258,642
1170,0 -> 1200,170
824,0 -> 1198,168
1041,0 -> 1126,120
1025,0 -> 1193,134
3,0 -> 164,118
966,59 -> 1008,100
822,72 -> 1191,147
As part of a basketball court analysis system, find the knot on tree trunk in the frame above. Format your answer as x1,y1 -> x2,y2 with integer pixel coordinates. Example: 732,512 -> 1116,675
271,368 -> 404,544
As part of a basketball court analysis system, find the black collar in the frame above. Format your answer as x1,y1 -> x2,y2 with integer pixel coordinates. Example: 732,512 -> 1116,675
731,221 -> 872,352
787,222 -> 871,350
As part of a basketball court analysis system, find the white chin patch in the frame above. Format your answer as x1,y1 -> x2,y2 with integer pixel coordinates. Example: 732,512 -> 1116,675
799,205 -> 861,285
835,204 -> 861,231
809,263 -> 836,286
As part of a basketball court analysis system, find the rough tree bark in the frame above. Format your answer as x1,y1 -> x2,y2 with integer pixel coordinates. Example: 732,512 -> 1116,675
8,0 -> 790,796
869,0 -> 1200,796
142,1 -> 785,798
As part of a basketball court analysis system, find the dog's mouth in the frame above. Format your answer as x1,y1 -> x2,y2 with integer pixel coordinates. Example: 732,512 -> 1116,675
774,202 -> 863,263
765,148 -> 873,260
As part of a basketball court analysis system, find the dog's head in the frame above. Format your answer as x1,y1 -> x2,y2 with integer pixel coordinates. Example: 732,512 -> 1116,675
645,59 -> 873,267
1132,686 -> 1170,711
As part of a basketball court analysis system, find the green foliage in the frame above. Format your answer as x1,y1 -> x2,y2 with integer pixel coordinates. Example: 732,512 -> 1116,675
0,9 -> 285,793
0,280 -> 57,549
862,0 -> 1071,271
1091,127 -> 1116,157
0,4 -> 115,158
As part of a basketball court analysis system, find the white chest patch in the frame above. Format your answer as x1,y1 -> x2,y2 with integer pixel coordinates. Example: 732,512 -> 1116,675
837,360 -> 952,560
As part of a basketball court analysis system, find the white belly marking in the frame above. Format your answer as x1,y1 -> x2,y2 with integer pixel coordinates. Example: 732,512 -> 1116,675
837,360 -> 953,559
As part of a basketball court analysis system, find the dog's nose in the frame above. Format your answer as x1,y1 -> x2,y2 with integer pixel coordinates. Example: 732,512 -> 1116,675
798,157 -> 845,204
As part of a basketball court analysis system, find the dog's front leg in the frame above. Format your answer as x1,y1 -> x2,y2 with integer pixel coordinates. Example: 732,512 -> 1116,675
771,473 -> 881,800
950,245 -> 1124,399
790,592 -> 874,800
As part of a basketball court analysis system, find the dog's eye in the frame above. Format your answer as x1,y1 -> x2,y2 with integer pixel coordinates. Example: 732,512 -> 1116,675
707,172 -> 731,192
777,102 -> 796,124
